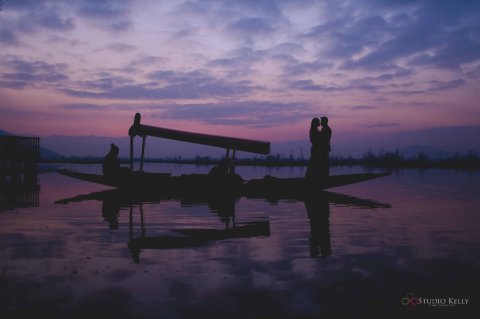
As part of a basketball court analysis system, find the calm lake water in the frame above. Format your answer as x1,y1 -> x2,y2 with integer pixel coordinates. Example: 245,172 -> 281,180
1,164 -> 479,318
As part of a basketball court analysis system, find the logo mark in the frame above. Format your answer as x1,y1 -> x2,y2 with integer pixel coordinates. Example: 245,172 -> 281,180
402,293 -> 419,306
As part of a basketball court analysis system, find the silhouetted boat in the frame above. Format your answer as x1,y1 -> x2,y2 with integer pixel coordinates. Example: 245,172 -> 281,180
55,186 -> 391,209
58,113 -> 391,197
58,169 -> 390,198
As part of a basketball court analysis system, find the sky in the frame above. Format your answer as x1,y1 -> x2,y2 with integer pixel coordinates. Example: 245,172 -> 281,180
0,0 -> 479,153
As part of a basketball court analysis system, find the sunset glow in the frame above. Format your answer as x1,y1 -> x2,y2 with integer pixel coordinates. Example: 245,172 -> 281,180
1,0 -> 479,149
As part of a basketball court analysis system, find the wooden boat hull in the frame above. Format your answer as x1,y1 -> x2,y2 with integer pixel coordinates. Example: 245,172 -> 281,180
58,169 -> 390,199
243,173 -> 390,199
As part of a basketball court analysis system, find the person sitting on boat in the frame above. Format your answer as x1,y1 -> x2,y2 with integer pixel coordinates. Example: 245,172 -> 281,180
209,159 -> 229,176
103,143 -> 127,179
209,159 -> 244,186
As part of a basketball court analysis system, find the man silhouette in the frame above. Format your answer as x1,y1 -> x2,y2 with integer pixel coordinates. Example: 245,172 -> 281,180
319,117 -> 332,177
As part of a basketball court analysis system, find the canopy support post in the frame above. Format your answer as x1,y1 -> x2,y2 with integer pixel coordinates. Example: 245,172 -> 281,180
231,149 -> 236,175
140,136 -> 146,172
225,148 -> 231,174
129,135 -> 134,172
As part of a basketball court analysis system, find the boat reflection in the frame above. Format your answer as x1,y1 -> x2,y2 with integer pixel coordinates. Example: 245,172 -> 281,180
127,202 -> 270,263
56,189 -> 390,262
57,190 -> 270,262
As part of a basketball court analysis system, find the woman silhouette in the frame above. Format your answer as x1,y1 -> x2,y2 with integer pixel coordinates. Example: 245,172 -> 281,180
305,118 -> 322,181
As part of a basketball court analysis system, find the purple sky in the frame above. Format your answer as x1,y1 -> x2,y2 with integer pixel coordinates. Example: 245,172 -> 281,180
0,0 -> 479,148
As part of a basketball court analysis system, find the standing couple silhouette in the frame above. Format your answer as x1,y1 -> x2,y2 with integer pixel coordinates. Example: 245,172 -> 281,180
306,117 -> 332,183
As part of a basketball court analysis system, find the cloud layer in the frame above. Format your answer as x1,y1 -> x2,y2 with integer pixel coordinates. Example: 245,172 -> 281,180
0,0 -> 479,140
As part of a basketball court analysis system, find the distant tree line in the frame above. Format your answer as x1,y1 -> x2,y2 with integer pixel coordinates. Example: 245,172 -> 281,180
343,148 -> 480,170
40,149 -> 480,170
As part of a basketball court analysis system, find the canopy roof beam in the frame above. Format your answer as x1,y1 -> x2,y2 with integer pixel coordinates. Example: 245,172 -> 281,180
128,113 -> 270,172
129,113 -> 270,155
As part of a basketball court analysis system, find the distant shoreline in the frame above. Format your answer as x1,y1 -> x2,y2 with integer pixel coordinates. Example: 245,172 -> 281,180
40,152 -> 480,171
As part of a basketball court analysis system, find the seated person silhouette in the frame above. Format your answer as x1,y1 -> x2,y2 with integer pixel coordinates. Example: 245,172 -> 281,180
209,159 -> 229,176
208,159 -> 244,185
103,144 -> 128,179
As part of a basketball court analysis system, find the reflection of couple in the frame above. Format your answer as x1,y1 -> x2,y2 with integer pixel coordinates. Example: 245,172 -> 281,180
306,117 -> 332,182
305,196 -> 331,258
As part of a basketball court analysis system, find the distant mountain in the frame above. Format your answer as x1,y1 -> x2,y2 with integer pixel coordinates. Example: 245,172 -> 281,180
270,126 -> 480,159
39,147 -> 64,159
41,135 -> 226,158
8,125 -> 480,159
390,126 -> 480,152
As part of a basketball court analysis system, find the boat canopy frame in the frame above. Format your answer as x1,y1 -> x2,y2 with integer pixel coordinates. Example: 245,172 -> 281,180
128,113 -> 271,172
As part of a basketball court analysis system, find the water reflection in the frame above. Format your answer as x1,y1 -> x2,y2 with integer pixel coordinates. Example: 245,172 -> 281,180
0,169 -> 39,211
102,191 -> 121,230
305,191 -> 391,259
56,188 -> 390,263
128,203 -> 270,263
57,190 -> 271,262
305,196 -> 331,258
4,168 -> 479,319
